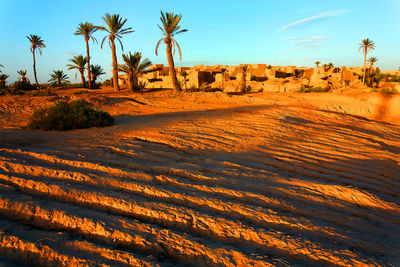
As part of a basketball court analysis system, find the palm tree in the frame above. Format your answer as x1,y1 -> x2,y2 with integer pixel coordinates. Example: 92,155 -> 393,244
327,62 -> 334,71
239,64 -> 248,94
219,67 -> 227,89
181,71 -> 188,90
27,35 -> 45,86
90,65 -> 106,85
368,57 -> 378,70
119,51 -> 152,91
359,38 -> 375,85
0,64 -> 3,73
17,70 -> 29,83
0,74 -> 9,88
315,61 -> 320,73
67,55 -> 87,87
74,22 -> 99,89
48,70 -> 70,86
99,13 -> 134,92
155,11 -> 188,92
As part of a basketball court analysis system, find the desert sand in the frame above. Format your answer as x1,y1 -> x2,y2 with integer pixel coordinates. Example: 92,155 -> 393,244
0,88 -> 399,266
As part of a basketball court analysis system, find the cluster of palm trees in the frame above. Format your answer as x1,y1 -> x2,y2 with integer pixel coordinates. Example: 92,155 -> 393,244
314,61 -> 336,73
21,11 -> 187,92
359,38 -> 377,85
314,38 -> 378,86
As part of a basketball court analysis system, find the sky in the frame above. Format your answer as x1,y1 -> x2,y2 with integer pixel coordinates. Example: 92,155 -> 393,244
0,0 -> 399,83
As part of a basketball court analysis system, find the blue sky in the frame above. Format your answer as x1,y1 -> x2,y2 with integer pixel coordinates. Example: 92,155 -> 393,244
0,0 -> 399,83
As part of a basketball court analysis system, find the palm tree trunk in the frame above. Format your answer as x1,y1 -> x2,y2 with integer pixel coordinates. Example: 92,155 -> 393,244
363,49 -> 367,85
132,72 -> 138,91
240,71 -> 246,94
128,71 -> 135,91
86,40 -> 91,89
166,41 -> 180,91
80,70 -> 87,88
111,40 -> 120,91
32,51 -> 39,87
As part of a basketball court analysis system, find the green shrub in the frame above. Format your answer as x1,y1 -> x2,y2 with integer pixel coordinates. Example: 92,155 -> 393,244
0,87 -> 24,95
298,85 -> 327,93
13,81 -> 36,91
73,90 -> 89,95
28,100 -> 114,131
380,87 -> 398,93
29,89 -> 57,96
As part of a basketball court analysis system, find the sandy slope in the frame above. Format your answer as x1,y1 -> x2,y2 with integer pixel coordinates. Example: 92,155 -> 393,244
0,88 -> 399,266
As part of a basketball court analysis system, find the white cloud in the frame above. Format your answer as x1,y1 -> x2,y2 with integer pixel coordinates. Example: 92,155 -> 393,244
284,36 -> 329,50
280,10 -> 348,31
64,50 -> 79,56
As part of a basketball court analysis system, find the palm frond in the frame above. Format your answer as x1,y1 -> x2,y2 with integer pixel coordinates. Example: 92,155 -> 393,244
172,39 -> 183,61
155,38 -> 163,56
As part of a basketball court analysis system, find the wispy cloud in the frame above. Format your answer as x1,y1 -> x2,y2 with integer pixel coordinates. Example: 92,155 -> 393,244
285,36 -> 329,50
280,10 -> 348,31
64,50 -> 78,56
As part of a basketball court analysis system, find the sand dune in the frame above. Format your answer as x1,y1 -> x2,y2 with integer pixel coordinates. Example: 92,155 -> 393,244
0,89 -> 398,266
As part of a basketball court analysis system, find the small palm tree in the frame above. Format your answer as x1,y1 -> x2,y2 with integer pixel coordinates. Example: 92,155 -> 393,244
17,70 -> 29,83
327,62 -> 334,70
359,38 -> 375,85
27,35 -> 45,86
0,74 -> 9,88
90,65 -> 106,85
119,51 -> 152,91
99,14 -> 134,92
67,55 -> 87,87
181,71 -> 188,90
49,70 -> 70,86
368,57 -> 378,69
239,64 -> 248,94
315,61 -> 320,73
155,11 -> 188,92
75,22 -> 99,89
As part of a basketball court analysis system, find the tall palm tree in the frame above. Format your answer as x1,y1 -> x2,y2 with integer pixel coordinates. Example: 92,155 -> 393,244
359,38 -> 375,85
0,74 -> 9,88
155,11 -> 187,92
315,61 -> 320,73
49,70 -> 70,86
99,13 -> 133,92
67,55 -> 87,87
239,64 -> 248,94
90,65 -> 106,85
119,51 -> 152,91
27,35 -> 45,86
17,70 -> 29,83
74,22 -> 99,89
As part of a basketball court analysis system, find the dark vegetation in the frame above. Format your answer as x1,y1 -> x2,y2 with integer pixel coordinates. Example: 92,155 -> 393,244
298,84 -> 328,93
28,100 -> 114,130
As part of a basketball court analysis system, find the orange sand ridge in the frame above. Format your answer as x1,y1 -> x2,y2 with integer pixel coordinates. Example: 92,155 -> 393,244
0,88 -> 398,266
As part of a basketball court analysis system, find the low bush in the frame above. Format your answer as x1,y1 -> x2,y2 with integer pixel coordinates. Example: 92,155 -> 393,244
29,89 -> 57,96
186,86 -> 222,93
73,90 -> 89,95
28,100 -> 114,131
13,81 -> 37,91
298,85 -> 327,93
0,87 -> 24,95
378,87 -> 398,93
